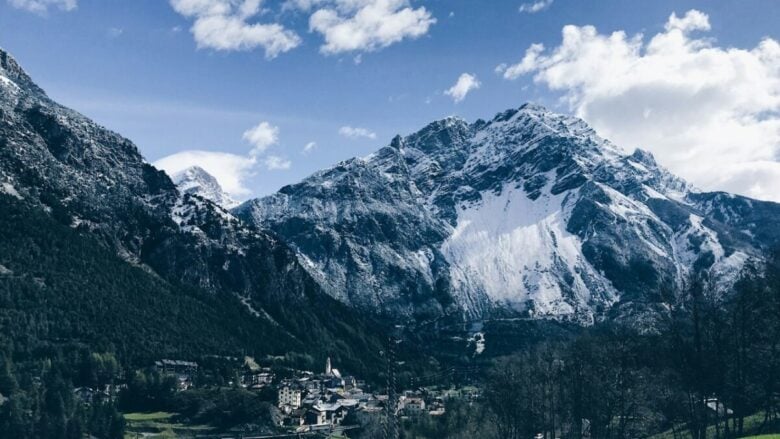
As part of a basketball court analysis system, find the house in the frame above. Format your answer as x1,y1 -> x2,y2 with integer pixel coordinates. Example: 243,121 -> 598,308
339,398 -> 359,411
342,375 -> 357,390
302,391 -> 321,407
282,408 -> 306,427
278,385 -> 303,409
243,369 -> 274,388
312,402 -> 348,425
362,399 -> 385,413
305,408 -> 327,426
403,397 -> 426,416
154,359 -> 198,375
427,397 -> 446,416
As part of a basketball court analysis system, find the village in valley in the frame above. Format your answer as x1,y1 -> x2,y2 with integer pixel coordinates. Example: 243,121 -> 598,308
272,357 -> 446,433
114,353 -> 472,437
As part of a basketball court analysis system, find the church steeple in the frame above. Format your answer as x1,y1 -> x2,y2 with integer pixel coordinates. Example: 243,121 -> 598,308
325,357 -> 332,376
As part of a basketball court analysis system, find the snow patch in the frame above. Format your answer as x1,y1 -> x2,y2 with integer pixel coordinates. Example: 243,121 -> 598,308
441,181 -> 616,319
643,185 -> 667,200
0,74 -> 19,92
469,332 -> 486,355
0,182 -> 22,199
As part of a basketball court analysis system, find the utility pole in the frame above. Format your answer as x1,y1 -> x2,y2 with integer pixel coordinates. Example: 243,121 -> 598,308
384,334 -> 399,439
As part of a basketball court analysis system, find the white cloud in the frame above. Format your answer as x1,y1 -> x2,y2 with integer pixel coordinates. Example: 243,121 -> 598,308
170,0 -> 301,58
242,121 -> 279,155
665,9 -> 710,33
154,150 -> 256,197
309,0 -> 436,54
339,125 -> 377,139
518,0 -> 552,14
264,155 -> 292,170
8,0 -> 76,13
497,43 -> 544,79
499,9 -> 780,202
444,73 -> 481,103
155,119 -> 293,197
302,141 -> 317,153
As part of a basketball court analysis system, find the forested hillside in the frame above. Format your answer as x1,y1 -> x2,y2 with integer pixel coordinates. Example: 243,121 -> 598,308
0,193 -> 393,437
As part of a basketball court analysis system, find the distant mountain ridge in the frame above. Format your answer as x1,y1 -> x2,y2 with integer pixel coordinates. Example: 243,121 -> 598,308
236,104 -> 780,327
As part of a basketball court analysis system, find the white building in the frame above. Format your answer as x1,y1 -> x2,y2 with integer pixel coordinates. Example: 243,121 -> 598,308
278,386 -> 302,409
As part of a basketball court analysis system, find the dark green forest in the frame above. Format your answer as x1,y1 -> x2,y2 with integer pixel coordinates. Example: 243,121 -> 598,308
0,194 -> 391,438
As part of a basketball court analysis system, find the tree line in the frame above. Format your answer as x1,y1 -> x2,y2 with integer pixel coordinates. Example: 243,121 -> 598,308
401,252 -> 780,439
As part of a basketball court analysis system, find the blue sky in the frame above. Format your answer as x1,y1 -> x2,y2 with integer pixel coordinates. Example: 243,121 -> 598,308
1,0 -> 779,200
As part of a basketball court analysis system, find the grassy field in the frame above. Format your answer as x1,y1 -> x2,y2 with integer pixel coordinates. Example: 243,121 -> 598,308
123,412 -> 214,439
649,412 -> 778,439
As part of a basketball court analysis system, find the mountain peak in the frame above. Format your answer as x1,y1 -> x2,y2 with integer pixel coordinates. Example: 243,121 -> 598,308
173,165 -> 212,181
171,166 -> 239,209
519,102 -> 549,112
489,102 -> 550,123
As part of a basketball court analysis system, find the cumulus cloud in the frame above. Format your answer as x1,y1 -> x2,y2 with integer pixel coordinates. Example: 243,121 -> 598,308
309,0 -> 436,54
302,141 -> 317,153
242,121 -> 279,155
499,10 -> 780,202
170,0 -> 301,58
518,0 -> 552,14
496,43 -> 543,79
154,150 -> 256,197
665,9 -> 709,32
444,73 -> 481,103
8,0 -> 76,13
264,155 -> 292,170
339,125 -> 377,139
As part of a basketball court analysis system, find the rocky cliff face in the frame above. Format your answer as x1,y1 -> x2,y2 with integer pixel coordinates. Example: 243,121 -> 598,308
237,104 -> 780,326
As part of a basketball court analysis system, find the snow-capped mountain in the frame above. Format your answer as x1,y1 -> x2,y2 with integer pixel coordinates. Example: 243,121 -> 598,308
4,42 -> 778,331
171,166 -> 239,209
237,104 -> 780,325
